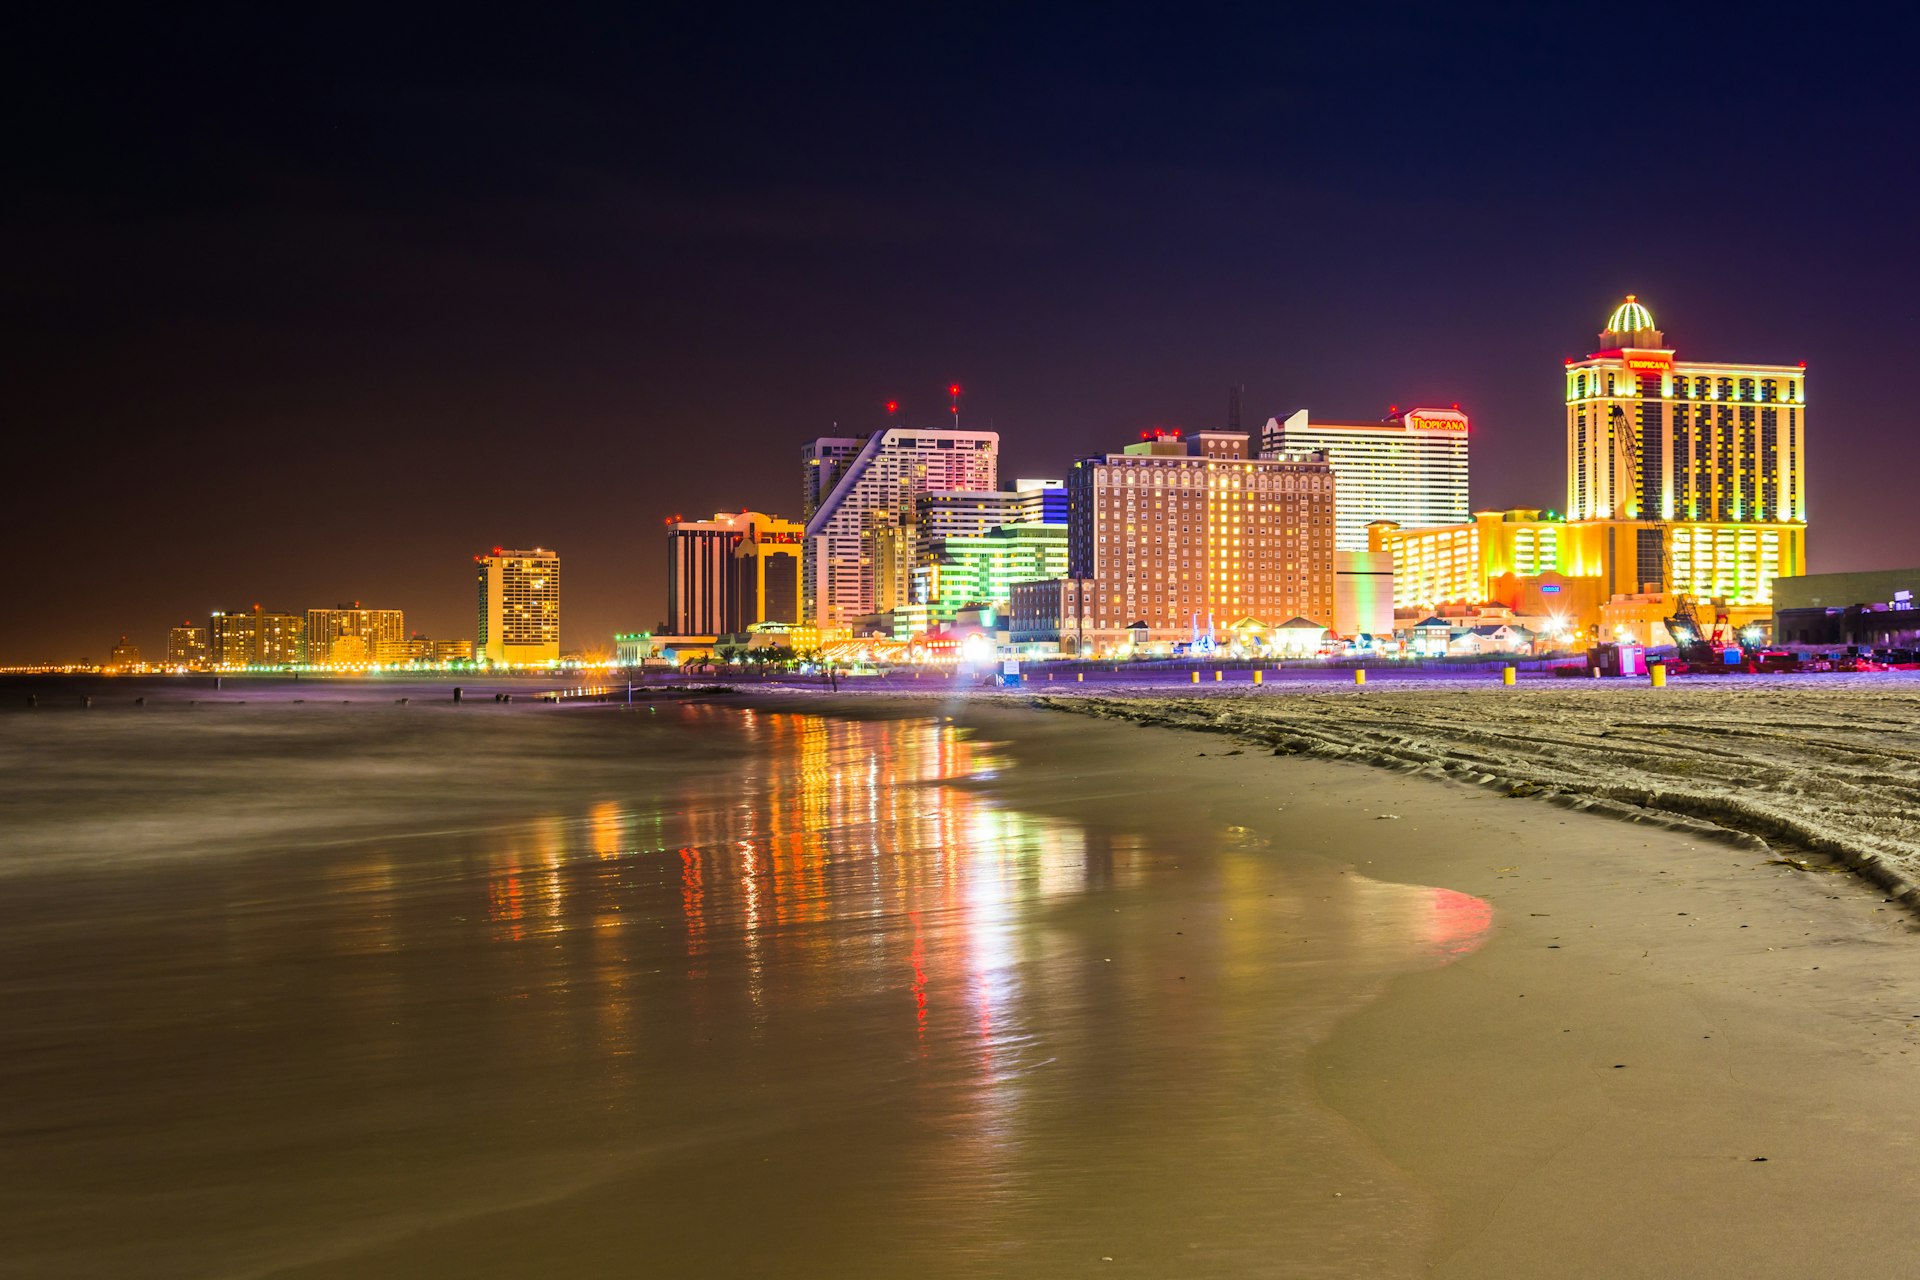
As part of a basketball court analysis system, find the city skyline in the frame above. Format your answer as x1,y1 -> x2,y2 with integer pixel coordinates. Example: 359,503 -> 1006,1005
9,7 -> 1918,664
9,293 -> 1817,666
0,330 -> 1814,665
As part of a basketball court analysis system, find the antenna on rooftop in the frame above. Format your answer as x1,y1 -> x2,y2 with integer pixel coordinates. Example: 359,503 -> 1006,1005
1227,384 -> 1243,434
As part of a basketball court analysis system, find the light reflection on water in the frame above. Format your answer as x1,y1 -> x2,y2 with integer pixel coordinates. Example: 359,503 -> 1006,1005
0,702 -> 1487,1279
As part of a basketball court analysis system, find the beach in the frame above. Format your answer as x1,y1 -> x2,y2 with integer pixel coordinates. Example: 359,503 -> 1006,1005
792,682 -> 1920,1277
1,678 -> 1917,1276
1028,669 -> 1920,893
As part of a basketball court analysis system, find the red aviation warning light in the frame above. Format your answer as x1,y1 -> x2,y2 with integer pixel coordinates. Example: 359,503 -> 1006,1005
885,399 -> 898,415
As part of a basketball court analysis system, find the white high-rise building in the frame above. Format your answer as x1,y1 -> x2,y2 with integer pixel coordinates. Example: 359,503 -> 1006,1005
802,437 -> 865,522
1261,408 -> 1470,552
475,547 -> 560,664
803,428 -> 999,625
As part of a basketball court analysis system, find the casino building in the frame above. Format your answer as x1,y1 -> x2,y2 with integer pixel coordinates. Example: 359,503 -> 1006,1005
1565,296 -> 1806,598
1367,299 -> 1808,642
1262,406 -> 1469,551
666,511 -> 802,636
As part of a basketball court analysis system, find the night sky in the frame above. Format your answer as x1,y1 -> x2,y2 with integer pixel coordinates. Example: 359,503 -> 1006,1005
8,5 -> 1918,664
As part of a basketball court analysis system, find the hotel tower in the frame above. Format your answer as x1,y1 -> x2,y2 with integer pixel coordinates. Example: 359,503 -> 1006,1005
1261,406 -> 1470,551
475,547 -> 560,664
803,427 -> 999,625
1568,296 -> 1806,525
1565,296 -> 1806,600
665,511 -> 802,635
1064,429 -> 1335,649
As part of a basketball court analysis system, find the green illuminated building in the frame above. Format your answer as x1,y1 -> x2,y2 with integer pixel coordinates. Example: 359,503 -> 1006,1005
913,524 -> 1069,626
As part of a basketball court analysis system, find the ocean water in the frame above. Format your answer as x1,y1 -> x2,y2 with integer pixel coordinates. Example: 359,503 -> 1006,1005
0,692 -> 1488,1278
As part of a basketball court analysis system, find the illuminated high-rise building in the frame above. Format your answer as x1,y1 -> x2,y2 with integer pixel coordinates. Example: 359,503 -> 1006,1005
475,547 -> 560,664
803,427 -> 999,624
1064,429 -> 1335,650
1261,407 -> 1470,551
166,620 -> 209,667
387,635 -> 475,664
208,606 -> 306,666
914,479 -> 1065,541
666,511 -> 802,634
802,438 -> 864,521
1565,297 -> 1807,606
913,523 -> 1070,624
1359,299 -> 1810,643
306,604 -> 405,665
1567,295 -> 1806,530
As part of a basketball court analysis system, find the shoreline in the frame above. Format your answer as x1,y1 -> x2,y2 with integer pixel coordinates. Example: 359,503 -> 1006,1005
4,688 -> 1916,1275
718,672 -> 1920,908
729,689 -> 1920,1276
1029,683 -> 1920,911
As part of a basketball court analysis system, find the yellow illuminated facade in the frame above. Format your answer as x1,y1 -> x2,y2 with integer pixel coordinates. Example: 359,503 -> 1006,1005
1369,511 -> 1576,610
209,606 -> 306,666
1567,297 -> 1806,525
1371,299 -> 1811,638
306,605 -> 406,664
1371,510 -> 1804,621
167,621 -> 209,667
476,547 -> 560,664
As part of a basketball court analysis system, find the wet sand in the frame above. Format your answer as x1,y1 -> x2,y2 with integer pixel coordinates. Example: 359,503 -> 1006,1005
939,700 -> 1920,1279
0,696 -> 1467,1278
3,691 -> 1917,1277
737,693 -> 1920,1277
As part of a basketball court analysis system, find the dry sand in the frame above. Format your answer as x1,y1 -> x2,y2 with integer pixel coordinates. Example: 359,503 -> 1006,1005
1031,673 -> 1920,895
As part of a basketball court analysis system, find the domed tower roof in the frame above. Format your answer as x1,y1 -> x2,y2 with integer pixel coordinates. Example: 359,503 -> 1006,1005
1598,294 -> 1665,348
1607,295 -> 1653,333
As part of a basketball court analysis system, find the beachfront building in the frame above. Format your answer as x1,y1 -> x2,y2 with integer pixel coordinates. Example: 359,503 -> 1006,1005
166,621 -> 209,667
1568,296 -> 1807,524
666,511 -> 803,635
1369,508 -> 1802,639
382,635 -> 474,664
803,427 -> 999,625
1060,428 -> 1336,652
1368,510 -> 1577,611
306,604 -> 406,665
475,547 -> 560,665
209,605 -> 307,666
1260,407 -> 1469,552
913,523 -> 1070,625
801,437 -> 865,521
914,479 -> 1066,541
898,479 -> 1070,629
1009,578 -> 1094,653
1559,298 -> 1809,643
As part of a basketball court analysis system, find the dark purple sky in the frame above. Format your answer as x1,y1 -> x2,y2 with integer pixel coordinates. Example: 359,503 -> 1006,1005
7,5 -> 1918,663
